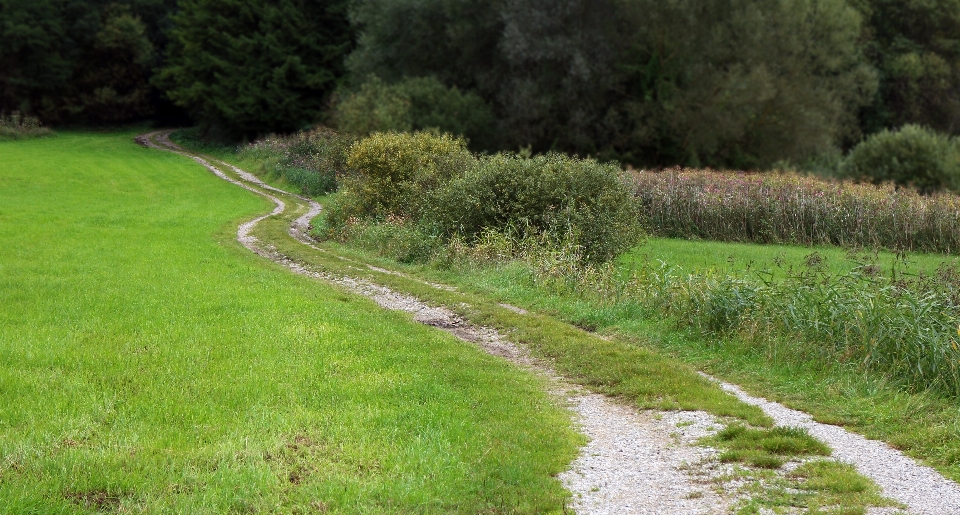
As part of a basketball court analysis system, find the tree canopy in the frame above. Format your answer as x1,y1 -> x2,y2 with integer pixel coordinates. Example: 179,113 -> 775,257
157,0 -> 352,138
3,0 -> 959,166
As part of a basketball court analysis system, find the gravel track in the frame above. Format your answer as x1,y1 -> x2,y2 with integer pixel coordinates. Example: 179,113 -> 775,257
707,376 -> 960,515
139,131 -> 960,515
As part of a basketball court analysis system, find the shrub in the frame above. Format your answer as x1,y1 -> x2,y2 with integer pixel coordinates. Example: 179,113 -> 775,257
0,112 -> 53,141
333,131 -> 475,225
431,153 -> 642,262
841,125 -> 960,192
239,127 -> 355,196
334,77 -> 412,136
335,76 -> 497,150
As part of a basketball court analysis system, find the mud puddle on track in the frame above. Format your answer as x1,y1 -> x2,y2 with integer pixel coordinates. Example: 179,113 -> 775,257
139,131 -> 960,514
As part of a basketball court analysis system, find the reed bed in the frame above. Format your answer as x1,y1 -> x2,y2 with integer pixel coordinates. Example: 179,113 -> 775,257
633,169 -> 960,254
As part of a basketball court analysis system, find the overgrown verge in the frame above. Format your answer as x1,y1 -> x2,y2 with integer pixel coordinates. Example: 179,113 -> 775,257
238,127 -> 355,196
0,112 -> 53,141
634,168 -> 960,254
525,247 -> 960,398
262,128 -> 960,403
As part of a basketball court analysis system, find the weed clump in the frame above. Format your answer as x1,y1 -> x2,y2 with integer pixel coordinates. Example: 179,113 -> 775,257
712,425 -> 830,469
0,112 -> 53,141
240,127 -> 355,196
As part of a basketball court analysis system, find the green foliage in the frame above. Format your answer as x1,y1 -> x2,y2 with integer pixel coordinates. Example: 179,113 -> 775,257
72,4 -> 156,123
841,124 -> 960,192
336,76 -> 497,150
334,77 -> 413,136
633,168 -> 960,253
853,0 -> 960,135
347,0 -> 624,155
239,127 -> 355,196
432,153 -> 642,262
0,0 -> 174,123
347,0 -> 876,168
0,112 -> 53,141
158,0 -> 352,138
336,131 -> 475,222
614,0 -> 876,168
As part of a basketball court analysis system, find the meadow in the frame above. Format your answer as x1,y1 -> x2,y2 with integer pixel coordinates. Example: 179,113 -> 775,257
620,237 -> 960,280
0,132 -> 581,513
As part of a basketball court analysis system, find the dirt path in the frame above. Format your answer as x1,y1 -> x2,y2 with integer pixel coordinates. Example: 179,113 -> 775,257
139,131 -> 960,515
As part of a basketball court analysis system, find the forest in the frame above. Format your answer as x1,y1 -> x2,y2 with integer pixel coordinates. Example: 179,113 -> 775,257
3,0 -> 960,171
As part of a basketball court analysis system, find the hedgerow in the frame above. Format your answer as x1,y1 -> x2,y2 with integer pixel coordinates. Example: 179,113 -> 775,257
321,131 -> 642,263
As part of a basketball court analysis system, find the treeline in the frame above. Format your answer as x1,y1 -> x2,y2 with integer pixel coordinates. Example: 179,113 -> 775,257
0,0 -> 176,125
4,0 -> 960,169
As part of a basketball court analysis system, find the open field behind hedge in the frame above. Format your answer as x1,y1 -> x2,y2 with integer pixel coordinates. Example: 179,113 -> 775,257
0,133 -> 578,513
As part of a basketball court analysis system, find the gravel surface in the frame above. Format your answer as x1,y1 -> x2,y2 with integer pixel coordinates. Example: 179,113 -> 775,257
707,375 -> 960,515
142,131 -> 960,515
560,401 -> 731,514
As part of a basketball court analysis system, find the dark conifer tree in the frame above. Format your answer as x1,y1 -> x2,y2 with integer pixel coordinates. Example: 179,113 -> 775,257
158,0 -> 353,138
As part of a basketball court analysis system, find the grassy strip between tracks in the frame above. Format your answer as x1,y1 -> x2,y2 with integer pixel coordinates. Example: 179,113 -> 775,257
0,132 -> 583,514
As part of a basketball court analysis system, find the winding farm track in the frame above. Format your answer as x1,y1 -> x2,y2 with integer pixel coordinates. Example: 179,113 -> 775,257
139,131 -> 960,514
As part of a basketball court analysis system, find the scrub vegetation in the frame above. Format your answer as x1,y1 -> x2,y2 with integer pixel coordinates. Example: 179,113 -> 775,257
0,112 -> 52,141
633,168 -> 960,253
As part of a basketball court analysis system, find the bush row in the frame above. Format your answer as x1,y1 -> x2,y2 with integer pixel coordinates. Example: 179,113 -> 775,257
322,131 -> 642,263
633,169 -> 960,254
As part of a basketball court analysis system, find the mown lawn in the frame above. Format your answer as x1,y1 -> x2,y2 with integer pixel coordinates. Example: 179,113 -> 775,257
0,132 -> 579,514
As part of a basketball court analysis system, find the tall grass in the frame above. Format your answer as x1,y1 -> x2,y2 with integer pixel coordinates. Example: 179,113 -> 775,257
0,112 -> 53,141
521,246 -> 960,397
634,169 -> 960,254
237,127 -> 354,195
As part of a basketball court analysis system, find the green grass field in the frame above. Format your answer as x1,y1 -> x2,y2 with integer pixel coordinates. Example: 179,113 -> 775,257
0,132 -> 579,513
621,237 -> 960,280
